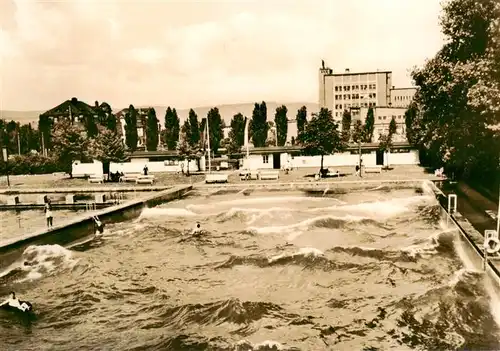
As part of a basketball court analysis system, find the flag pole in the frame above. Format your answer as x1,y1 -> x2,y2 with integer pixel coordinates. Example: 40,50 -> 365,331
206,118 -> 211,174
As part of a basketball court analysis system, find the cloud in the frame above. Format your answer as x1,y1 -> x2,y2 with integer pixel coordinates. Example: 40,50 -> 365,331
0,0 -> 444,111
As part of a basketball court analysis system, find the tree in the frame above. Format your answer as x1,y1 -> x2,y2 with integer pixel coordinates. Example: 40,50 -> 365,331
352,119 -> 364,144
146,108 -> 159,151
409,0 -> 500,182
177,125 -> 202,176
404,102 -> 422,146
6,120 -> 17,155
124,105 -> 138,151
378,117 -> 398,169
38,114 -> 52,153
98,102 -> 117,132
84,114 -> 98,138
206,107 -> 224,153
274,105 -> 288,146
250,101 -> 268,147
363,107 -> 374,142
296,106 -> 308,141
300,108 -> 345,174
51,119 -> 88,177
341,110 -> 352,143
89,128 -> 126,177
164,107 -> 180,150
188,109 -> 200,146
228,113 -> 246,154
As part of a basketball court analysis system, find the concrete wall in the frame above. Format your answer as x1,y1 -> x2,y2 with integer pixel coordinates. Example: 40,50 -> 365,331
0,185 -> 192,269
72,160 -> 103,177
241,150 -> 419,169
110,160 -> 198,173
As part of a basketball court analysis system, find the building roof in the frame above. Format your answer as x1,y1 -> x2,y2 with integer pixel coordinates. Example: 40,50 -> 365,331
390,87 -> 417,91
323,70 -> 392,77
40,97 -> 97,118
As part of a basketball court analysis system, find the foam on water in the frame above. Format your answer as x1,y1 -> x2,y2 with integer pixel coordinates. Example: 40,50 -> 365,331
0,244 -> 79,284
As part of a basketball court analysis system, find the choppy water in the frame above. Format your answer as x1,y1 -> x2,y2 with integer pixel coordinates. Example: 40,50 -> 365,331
1,185 -> 500,350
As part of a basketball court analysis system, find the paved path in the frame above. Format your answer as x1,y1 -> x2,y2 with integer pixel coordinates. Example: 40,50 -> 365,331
0,185 -> 172,194
451,182 -> 498,235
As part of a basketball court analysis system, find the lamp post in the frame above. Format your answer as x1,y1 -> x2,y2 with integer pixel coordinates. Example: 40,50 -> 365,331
2,147 -> 10,187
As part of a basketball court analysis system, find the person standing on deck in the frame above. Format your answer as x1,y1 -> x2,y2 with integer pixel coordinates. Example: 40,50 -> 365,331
44,199 -> 53,228
143,165 -> 148,176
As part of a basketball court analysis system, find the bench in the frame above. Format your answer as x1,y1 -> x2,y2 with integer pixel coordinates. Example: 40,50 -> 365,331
88,175 -> 104,184
365,166 -> 383,174
205,174 -> 228,184
240,170 -> 260,181
259,171 -> 279,180
136,175 -> 155,184
323,170 -> 340,178
120,173 -> 141,182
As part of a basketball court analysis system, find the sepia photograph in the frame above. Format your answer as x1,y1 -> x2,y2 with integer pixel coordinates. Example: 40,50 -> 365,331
1,0 -> 500,350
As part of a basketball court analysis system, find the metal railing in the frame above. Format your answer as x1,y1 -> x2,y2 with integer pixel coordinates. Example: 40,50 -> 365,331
85,203 -> 96,212
436,192 -> 500,278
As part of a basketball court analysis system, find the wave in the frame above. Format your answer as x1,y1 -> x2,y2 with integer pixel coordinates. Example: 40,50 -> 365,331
0,244 -> 79,285
139,207 -> 197,219
215,206 -> 294,225
186,196 -> 330,211
135,333 -> 295,351
391,267 -> 500,350
154,298 -> 296,327
215,247 -> 359,271
248,214 -> 385,235
308,194 -> 434,219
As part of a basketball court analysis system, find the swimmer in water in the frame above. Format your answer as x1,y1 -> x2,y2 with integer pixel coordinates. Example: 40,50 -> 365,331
0,292 -> 31,312
93,216 -> 105,235
191,223 -> 202,236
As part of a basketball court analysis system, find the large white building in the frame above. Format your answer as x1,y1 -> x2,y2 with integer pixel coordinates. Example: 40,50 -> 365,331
319,62 -> 417,142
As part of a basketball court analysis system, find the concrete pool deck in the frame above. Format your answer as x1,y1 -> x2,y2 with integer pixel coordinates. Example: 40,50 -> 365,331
0,184 -> 193,269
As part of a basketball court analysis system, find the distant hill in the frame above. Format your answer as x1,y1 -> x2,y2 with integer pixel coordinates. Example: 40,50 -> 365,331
0,110 -> 44,125
0,102 -> 319,126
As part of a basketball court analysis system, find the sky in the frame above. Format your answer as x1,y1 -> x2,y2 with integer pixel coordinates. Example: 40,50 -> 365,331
0,0 -> 445,111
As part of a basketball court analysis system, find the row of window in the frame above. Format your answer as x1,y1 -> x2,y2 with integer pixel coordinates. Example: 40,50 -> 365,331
334,84 -> 376,92
334,93 -> 377,100
394,95 -> 412,101
335,102 -> 375,110
376,127 -> 405,135
377,115 -> 404,121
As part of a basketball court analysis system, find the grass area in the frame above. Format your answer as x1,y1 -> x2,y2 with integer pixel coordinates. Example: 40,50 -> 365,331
0,172 -> 205,190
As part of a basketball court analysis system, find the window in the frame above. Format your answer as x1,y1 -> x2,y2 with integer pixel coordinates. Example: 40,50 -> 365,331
383,116 -> 386,120
372,93 -> 376,98
263,155 -> 269,164
335,86 -> 339,92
